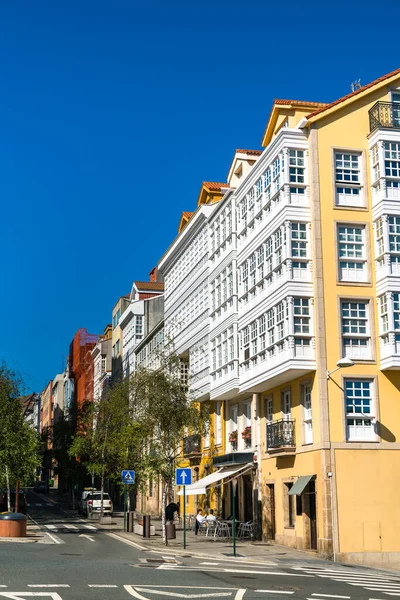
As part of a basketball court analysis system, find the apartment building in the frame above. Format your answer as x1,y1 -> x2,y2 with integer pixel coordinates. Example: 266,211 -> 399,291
92,325 -> 112,402
160,68 -> 400,567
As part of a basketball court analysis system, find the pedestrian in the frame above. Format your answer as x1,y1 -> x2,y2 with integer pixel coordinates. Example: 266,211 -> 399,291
195,508 -> 205,534
165,502 -> 180,523
206,508 -> 217,523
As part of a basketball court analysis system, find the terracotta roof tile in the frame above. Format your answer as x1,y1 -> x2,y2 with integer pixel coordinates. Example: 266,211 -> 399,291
307,68 -> 400,118
235,148 -> 263,156
274,99 -> 327,107
202,181 -> 230,191
182,212 -> 193,218
134,281 -> 164,291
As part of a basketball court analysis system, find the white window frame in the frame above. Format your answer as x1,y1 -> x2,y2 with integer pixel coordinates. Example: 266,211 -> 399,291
344,379 -> 376,442
334,150 -> 363,207
302,383 -> 312,445
282,390 -> 291,419
337,224 -> 368,282
215,401 -> 222,446
341,299 -> 371,360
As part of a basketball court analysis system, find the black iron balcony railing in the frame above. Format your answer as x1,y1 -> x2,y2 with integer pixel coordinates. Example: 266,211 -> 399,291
369,102 -> 400,133
183,434 -> 201,455
266,418 -> 295,450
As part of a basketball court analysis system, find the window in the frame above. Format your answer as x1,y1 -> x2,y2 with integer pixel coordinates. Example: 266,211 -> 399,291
285,483 -> 296,527
294,298 -> 310,334
265,396 -> 273,423
335,151 -> 362,206
378,292 -> 400,348
135,315 -> 143,338
344,379 -> 375,441
289,150 -> 305,184
379,294 -> 389,334
302,384 -> 312,444
291,223 -> 307,258
282,390 -> 291,419
242,327 -> 250,360
250,322 -> 258,356
204,406 -> 210,448
112,309 -> 121,329
229,405 -> 238,450
338,225 -> 367,282
215,401 -> 222,445
384,142 -> 400,177
148,479 -> 153,498
371,144 -> 380,184
341,300 -> 370,359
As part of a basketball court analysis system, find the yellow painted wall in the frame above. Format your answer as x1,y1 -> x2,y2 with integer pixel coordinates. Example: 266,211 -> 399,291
335,449 -> 400,552
315,80 -> 400,445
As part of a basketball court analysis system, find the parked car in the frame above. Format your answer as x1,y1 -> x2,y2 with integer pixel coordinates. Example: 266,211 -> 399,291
34,481 -> 49,493
0,490 -> 27,514
85,492 -> 113,516
78,489 -> 97,515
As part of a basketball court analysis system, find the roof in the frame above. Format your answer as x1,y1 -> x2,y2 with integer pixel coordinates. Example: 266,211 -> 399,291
134,281 -> 164,291
182,211 -> 193,218
274,99 -> 327,108
235,149 -> 263,156
307,68 -> 400,119
202,181 -> 230,191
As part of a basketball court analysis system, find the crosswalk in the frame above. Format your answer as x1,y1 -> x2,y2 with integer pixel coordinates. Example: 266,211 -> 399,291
292,565 -> 400,596
43,523 -> 98,533
27,502 -> 52,507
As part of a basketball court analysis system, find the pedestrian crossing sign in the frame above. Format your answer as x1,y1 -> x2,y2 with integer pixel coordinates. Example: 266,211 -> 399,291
121,469 -> 135,484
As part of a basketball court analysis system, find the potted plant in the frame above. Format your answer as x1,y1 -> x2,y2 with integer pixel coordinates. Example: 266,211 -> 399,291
229,430 -> 238,443
241,426 -> 252,439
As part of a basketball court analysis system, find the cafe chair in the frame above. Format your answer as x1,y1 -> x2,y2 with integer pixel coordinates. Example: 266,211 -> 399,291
213,521 -> 231,540
237,520 -> 255,539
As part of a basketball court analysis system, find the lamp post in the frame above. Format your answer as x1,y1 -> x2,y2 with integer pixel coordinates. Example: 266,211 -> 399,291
326,356 -> 354,562
326,357 -> 354,380
232,478 -> 238,558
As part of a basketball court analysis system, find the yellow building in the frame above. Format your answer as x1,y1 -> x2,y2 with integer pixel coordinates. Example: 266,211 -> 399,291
160,68 -> 400,567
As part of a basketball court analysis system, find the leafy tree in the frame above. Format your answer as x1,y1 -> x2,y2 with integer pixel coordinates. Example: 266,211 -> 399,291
0,364 -> 40,511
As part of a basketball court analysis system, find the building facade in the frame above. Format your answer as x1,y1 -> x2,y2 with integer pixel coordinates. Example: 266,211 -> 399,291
159,68 -> 400,568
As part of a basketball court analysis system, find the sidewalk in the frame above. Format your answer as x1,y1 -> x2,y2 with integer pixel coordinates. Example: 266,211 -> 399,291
95,515 -> 327,565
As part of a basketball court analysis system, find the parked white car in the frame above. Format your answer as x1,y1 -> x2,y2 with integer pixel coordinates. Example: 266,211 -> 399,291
78,489 -> 97,515
85,492 -> 113,516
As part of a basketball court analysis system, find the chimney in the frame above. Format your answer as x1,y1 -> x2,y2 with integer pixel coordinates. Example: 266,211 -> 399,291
149,266 -> 157,282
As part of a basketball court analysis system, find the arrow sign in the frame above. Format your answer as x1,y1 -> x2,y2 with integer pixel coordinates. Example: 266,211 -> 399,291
175,467 -> 192,486
122,469 -> 135,484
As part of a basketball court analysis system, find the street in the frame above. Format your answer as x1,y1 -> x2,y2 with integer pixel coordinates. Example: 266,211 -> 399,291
0,491 -> 399,600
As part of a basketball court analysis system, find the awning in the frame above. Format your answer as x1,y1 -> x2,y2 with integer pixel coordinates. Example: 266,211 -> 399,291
288,475 -> 315,496
178,463 -> 252,496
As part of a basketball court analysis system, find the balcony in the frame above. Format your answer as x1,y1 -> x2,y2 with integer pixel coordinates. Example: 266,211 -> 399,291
266,419 -> 295,454
183,434 -> 201,456
369,102 -> 400,133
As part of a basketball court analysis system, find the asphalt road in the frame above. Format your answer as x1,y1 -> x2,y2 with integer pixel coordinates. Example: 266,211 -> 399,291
0,490 -> 399,600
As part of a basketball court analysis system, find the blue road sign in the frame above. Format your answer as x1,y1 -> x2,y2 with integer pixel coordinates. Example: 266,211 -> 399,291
176,467 -> 192,486
122,470 -> 135,484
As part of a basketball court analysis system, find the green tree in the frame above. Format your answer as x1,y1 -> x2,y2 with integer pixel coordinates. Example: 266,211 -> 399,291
0,364 -> 40,511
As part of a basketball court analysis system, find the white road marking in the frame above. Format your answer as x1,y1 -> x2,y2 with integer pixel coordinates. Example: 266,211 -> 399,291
107,532 -> 147,550
78,534 -> 95,542
44,525 -> 57,530
311,595 -> 351,599
62,524 -> 78,530
157,565 -> 313,577
83,525 -> 97,531
88,585 -> 118,588
200,562 -> 219,566
45,532 -> 63,545
125,587 -> 237,600
255,591 -> 294,594
0,594 -> 64,599
27,586 -> 69,588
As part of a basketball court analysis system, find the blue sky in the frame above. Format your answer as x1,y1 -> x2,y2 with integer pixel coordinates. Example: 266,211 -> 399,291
1,0 -> 399,393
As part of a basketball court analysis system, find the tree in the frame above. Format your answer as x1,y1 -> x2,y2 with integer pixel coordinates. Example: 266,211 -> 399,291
0,364 -> 40,511
125,353 -> 207,544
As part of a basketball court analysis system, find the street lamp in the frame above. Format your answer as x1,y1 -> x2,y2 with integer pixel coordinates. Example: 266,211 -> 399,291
326,357 -> 354,380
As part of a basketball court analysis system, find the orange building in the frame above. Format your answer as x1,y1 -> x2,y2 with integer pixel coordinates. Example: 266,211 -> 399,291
68,328 -> 98,412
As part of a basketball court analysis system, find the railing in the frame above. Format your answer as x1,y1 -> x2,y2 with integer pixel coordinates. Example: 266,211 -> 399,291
369,102 -> 400,132
183,434 -> 201,455
266,419 -> 295,450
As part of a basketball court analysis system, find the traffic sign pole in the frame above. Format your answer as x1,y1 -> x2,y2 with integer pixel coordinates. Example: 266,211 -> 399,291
183,485 -> 186,549
123,486 -> 127,532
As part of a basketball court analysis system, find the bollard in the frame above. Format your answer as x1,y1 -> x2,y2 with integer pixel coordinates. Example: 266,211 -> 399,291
165,522 -> 176,540
143,515 -> 151,538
